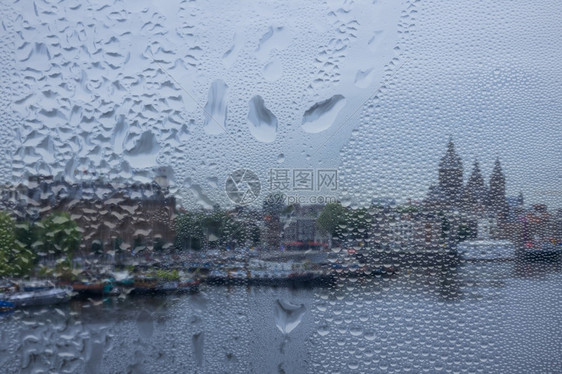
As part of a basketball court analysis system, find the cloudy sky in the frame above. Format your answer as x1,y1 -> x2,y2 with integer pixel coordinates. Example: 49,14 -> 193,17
0,0 -> 560,209
340,0 -> 562,209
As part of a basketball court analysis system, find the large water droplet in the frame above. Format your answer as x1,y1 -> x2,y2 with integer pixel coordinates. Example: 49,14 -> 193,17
192,332 -> 204,367
124,131 -> 160,168
263,59 -> 283,82
136,310 -> 154,340
274,299 -> 306,335
248,95 -> 278,143
354,68 -> 376,88
203,79 -> 228,135
302,95 -> 347,133
255,27 -> 291,62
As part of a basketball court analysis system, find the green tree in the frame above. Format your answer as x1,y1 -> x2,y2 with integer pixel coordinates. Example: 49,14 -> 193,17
262,193 -> 285,249
91,240 -> 104,255
133,236 -> 145,251
441,216 -> 451,239
153,237 -> 165,252
14,221 -> 39,251
317,203 -> 347,239
0,212 -> 36,276
113,237 -> 123,250
219,214 -> 261,249
36,212 -> 81,260
176,209 -> 262,251
113,237 -> 124,264
344,208 -> 373,241
457,224 -> 472,242
175,211 -> 204,250
200,209 -> 239,249
243,221 -> 261,246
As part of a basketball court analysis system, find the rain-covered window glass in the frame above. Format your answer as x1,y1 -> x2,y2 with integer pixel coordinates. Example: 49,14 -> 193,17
0,0 -> 561,373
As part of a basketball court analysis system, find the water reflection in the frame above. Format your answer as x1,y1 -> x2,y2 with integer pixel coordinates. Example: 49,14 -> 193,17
1,259 -> 561,373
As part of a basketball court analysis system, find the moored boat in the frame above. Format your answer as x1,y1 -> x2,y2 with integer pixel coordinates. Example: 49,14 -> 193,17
0,300 -> 15,312
57,277 -> 114,296
458,240 -> 516,261
522,241 -> 561,260
157,281 -> 179,293
71,281 -> 113,296
5,287 -> 71,307
206,269 -> 249,285
112,271 -> 134,287
131,276 -> 160,294
19,280 -> 55,292
177,278 -> 200,293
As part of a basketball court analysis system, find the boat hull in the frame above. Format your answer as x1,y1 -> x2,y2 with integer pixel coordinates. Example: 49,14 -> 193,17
0,300 -> 15,312
7,288 -> 71,307
177,281 -> 200,293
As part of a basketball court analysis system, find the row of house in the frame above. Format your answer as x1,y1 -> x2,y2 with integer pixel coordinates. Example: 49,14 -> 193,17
272,199 -> 561,252
269,140 -> 561,251
279,204 -> 330,250
1,140 -> 559,254
0,173 -> 176,254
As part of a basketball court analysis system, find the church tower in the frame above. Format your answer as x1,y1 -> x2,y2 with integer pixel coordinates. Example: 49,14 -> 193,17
463,159 -> 488,210
488,158 -> 507,215
438,139 -> 464,204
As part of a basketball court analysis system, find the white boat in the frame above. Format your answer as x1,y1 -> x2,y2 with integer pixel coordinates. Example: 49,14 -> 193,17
206,269 -> 248,284
19,280 -> 55,292
458,240 -> 515,261
522,241 -> 562,259
177,278 -> 200,293
158,281 -> 179,292
5,287 -> 71,307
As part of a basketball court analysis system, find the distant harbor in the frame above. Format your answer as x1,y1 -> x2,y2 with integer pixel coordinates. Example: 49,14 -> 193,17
0,140 -> 560,310
3,238 -> 561,312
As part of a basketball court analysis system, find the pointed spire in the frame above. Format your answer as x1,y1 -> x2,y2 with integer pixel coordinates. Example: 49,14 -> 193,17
446,137 -> 456,156
489,157 -> 507,214
464,157 -> 487,206
490,157 -> 505,182
517,191 -> 524,206
439,138 -> 462,170
472,158 -> 480,172
469,159 -> 483,179
438,138 -> 464,204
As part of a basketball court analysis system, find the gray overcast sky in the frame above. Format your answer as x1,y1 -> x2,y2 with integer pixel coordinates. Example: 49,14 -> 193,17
339,0 -> 562,209
0,0 -> 560,209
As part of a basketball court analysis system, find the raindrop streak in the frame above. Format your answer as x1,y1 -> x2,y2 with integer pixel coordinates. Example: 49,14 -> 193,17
136,310 -> 154,341
192,332 -> 204,367
248,95 -> 278,143
274,299 -> 306,335
255,26 -> 291,62
124,130 -> 160,168
354,68 -> 376,88
263,59 -> 283,82
301,95 -> 347,133
203,79 -> 228,135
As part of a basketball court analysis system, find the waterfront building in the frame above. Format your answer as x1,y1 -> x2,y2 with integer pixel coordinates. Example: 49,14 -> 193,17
463,160 -> 488,213
280,204 -> 330,250
424,139 -> 513,243
438,139 -> 464,205
488,158 -> 508,217
476,217 -> 498,240
0,175 -> 176,256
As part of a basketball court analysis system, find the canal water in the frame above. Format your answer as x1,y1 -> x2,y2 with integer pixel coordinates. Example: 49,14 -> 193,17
1,260 -> 561,373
